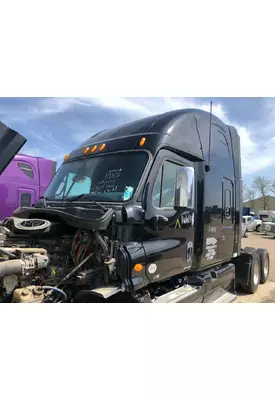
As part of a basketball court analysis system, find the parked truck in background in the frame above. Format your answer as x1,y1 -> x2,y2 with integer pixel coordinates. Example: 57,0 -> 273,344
242,218 -> 248,238
0,112 -> 271,303
258,210 -> 275,222
242,215 -> 262,232
0,153 -> 57,221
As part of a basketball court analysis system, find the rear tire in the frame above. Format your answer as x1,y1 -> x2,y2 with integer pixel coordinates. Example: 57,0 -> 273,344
242,251 -> 261,294
256,225 -> 261,232
257,248 -> 270,284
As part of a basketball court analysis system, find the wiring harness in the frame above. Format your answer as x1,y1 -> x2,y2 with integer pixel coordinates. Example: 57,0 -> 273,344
71,229 -> 93,266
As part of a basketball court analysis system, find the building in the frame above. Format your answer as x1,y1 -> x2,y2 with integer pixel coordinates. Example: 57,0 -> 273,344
243,195 -> 275,212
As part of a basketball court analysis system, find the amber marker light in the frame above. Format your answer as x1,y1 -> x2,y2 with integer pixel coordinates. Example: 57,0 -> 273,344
134,263 -> 143,272
139,137 -> 146,147
99,143 -> 106,151
83,147 -> 90,154
91,145 -> 97,153
64,154 -> 70,161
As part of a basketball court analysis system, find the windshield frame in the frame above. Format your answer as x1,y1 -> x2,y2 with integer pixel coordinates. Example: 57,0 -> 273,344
41,149 -> 153,205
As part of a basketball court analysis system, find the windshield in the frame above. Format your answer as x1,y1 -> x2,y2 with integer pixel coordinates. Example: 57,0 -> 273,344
43,151 -> 149,202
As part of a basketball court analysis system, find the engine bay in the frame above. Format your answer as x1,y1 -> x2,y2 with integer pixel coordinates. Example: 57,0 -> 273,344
0,216 -> 118,303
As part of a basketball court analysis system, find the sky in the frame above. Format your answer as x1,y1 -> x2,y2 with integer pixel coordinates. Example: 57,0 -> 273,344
0,97 -> 274,187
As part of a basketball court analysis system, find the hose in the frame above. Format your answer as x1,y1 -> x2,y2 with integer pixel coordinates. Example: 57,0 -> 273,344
56,252 -> 94,287
0,259 -> 23,278
0,248 -> 17,259
2,248 -> 47,255
42,286 -> 67,301
95,232 -> 108,258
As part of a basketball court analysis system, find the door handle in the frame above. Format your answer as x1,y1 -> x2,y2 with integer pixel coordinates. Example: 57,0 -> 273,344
186,241 -> 193,262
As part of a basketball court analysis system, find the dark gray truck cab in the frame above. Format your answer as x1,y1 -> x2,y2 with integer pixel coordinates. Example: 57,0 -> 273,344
0,112 -> 270,303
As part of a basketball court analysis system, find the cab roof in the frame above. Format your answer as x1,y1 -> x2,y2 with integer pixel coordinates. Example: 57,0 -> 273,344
79,108 -> 227,147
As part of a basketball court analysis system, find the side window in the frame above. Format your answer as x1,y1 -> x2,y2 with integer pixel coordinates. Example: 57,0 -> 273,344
21,193 -> 31,207
18,162 -> 34,179
152,161 -> 178,208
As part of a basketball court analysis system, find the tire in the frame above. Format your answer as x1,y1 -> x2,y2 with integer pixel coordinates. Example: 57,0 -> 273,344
256,225 -> 261,232
256,248 -> 270,284
242,251 -> 261,294
244,230 -> 248,238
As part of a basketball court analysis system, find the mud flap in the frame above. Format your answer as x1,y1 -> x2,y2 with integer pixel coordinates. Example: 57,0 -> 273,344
234,248 -> 255,287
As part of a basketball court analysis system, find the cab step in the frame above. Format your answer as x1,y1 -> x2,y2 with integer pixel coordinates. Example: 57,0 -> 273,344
152,285 -> 199,303
204,287 -> 237,303
212,292 -> 237,303
151,285 -> 237,303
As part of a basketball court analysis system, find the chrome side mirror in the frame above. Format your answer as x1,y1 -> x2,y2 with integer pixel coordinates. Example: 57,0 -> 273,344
174,166 -> 195,210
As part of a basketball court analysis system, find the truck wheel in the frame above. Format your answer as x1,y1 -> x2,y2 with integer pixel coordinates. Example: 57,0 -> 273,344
243,252 -> 261,294
257,248 -> 270,284
256,225 -> 261,232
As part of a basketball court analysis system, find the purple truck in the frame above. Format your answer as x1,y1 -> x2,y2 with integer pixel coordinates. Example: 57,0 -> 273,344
0,121 -> 56,221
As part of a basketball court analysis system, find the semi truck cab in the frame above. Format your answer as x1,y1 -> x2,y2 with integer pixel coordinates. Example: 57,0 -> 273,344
0,112 -> 271,303
0,154 -> 56,221
0,120 -> 56,221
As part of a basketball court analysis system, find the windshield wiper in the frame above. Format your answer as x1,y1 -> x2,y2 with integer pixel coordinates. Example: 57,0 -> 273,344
64,193 -> 108,212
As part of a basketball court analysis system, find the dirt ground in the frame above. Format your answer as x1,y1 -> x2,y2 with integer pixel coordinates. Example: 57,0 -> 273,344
235,232 -> 275,303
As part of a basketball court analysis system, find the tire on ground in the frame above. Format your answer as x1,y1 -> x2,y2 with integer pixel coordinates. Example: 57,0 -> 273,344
256,248 -> 270,284
242,250 -> 261,294
256,225 -> 261,232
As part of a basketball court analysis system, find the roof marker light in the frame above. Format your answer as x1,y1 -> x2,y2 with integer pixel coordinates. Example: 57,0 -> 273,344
99,143 -> 106,151
139,137 -> 146,147
64,154 -> 70,161
91,145 -> 97,153
83,147 -> 90,154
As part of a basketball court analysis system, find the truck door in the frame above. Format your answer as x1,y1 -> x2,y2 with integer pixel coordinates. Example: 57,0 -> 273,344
218,178 -> 234,259
17,188 -> 36,208
143,149 -> 195,283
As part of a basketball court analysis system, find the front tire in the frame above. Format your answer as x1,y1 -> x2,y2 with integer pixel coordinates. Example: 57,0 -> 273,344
256,225 -> 261,232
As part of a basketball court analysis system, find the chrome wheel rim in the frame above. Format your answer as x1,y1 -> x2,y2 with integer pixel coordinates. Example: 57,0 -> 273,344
253,260 -> 260,286
263,256 -> 269,278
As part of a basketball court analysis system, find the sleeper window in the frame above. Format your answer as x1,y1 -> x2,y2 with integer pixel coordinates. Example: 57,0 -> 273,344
18,162 -> 34,179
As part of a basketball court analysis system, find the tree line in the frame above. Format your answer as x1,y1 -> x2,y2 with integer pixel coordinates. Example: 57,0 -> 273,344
243,176 -> 275,210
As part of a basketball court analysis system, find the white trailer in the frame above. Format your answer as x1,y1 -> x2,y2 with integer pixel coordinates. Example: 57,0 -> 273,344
258,210 -> 275,222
